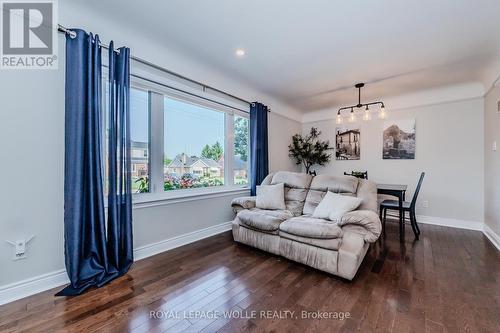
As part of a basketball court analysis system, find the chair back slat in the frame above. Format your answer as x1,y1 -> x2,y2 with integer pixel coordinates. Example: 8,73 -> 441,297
411,172 -> 425,208
344,171 -> 368,179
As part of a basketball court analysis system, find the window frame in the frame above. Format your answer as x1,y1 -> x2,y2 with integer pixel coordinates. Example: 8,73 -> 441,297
127,76 -> 250,203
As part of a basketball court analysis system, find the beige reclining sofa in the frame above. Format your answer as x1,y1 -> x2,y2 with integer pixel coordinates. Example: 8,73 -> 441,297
231,171 -> 382,280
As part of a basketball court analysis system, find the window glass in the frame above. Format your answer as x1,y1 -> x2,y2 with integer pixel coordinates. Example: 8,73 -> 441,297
104,87 -> 150,194
234,116 -> 249,185
130,89 -> 150,193
163,97 -> 225,191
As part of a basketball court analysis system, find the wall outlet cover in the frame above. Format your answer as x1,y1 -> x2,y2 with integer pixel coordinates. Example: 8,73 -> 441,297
13,240 -> 27,260
6,236 -> 34,261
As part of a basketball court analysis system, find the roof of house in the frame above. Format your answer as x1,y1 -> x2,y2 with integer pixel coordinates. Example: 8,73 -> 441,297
168,154 -> 220,168
218,155 -> 247,170
199,158 -> 220,168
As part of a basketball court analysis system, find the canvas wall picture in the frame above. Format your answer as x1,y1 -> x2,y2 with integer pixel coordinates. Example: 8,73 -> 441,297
383,119 -> 416,159
335,125 -> 360,160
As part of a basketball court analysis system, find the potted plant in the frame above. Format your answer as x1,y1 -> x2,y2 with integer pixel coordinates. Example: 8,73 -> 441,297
288,127 -> 333,174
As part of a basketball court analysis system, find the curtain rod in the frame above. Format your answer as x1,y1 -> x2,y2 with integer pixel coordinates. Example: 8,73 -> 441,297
57,24 -> 271,113
130,72 -> 250,114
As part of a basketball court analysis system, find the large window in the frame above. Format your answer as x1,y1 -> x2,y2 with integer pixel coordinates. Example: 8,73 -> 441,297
163,97 -> 225,191
109,79 -> 250,199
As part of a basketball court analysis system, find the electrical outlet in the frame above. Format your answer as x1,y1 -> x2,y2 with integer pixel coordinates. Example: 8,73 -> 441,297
14,240 -> 27,260
493,141 -> 497,152
422,200 -> 429,208
6,235 -> 34,261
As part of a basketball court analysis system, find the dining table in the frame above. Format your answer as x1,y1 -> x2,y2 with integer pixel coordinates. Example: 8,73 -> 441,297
376,183 -> 408,240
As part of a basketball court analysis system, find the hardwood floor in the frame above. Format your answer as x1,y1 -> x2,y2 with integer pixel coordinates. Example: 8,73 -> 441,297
1,221 -> 499,333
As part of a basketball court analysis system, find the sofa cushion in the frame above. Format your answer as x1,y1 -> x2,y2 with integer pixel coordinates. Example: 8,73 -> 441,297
279,231 -> 342,250
269,171 -> 313,216
283,187 -> 310,216
309,174 -> 359,193
270,171 -> 313,189
237,209 -> 292,232
303,190 -> 357,216
303,175 -> 359,215
279,216 -> 343,239
312,191 -> 362,221
256,183 -> 286,210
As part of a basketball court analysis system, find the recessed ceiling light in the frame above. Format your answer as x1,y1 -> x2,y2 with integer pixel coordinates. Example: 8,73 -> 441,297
235,49 -> 245,57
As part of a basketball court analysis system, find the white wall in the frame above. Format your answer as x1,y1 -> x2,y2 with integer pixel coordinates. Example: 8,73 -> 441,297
484,85 -> 500,235
0,2 -> 301,288
303,97 -> 485,222
0,66 -> 65,287
269,113 -> 302,173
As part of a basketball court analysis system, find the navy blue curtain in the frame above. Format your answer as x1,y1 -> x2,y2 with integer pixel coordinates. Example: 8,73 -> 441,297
250,102 -> 269,196
107,42 -> 133,274
57,30 -> 132,296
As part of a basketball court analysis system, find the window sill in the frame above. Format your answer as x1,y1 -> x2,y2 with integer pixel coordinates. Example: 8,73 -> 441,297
131,186 -> 251,209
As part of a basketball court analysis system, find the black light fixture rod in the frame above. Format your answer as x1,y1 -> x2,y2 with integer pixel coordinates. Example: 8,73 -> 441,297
337,83 -> 385,115
358,85 -> 362,106
338,101 -> 383,113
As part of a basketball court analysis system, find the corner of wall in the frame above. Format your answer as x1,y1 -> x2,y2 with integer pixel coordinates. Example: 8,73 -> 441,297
483,83 -> 500,238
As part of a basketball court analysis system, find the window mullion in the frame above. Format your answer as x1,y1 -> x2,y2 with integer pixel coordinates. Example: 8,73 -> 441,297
149,92 -> 164,193
225,113 -> 235,187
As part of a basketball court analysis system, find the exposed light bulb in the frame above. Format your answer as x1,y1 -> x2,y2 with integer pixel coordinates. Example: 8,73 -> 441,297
378,105 -> 387,119
363,109 -> 371,121
336,113 -> 342,124
349,112 -> 356,123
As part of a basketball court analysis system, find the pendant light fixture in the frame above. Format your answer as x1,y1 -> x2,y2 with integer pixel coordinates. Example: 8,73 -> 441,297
336,83 -> 386,123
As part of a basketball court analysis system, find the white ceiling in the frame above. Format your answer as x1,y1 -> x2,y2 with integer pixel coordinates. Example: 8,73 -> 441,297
70,0 -> 500,112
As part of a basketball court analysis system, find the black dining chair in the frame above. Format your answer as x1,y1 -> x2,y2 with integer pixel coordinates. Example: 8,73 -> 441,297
380,172 -> 425,240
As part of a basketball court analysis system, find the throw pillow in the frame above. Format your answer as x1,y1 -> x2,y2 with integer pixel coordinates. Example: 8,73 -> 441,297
312,191 -> 362,221
256,183 -> 286,210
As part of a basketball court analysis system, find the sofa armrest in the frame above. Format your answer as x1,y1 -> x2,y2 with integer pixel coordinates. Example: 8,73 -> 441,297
356,179 -> 378,213
231,196 -> 257,213
337,231 -> 368,280
338,210 -> 382,242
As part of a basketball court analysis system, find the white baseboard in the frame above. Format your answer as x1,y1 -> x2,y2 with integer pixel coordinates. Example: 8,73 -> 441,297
416,215 -> 484,231
0,221 -> 233,306
0,269 -> 69,306
483,224 -> 500,251
134,221 -> 232,260
410,215 -> 499,252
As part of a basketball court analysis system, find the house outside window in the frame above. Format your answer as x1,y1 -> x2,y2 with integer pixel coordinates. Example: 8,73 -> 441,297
163,97 -> 226,191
